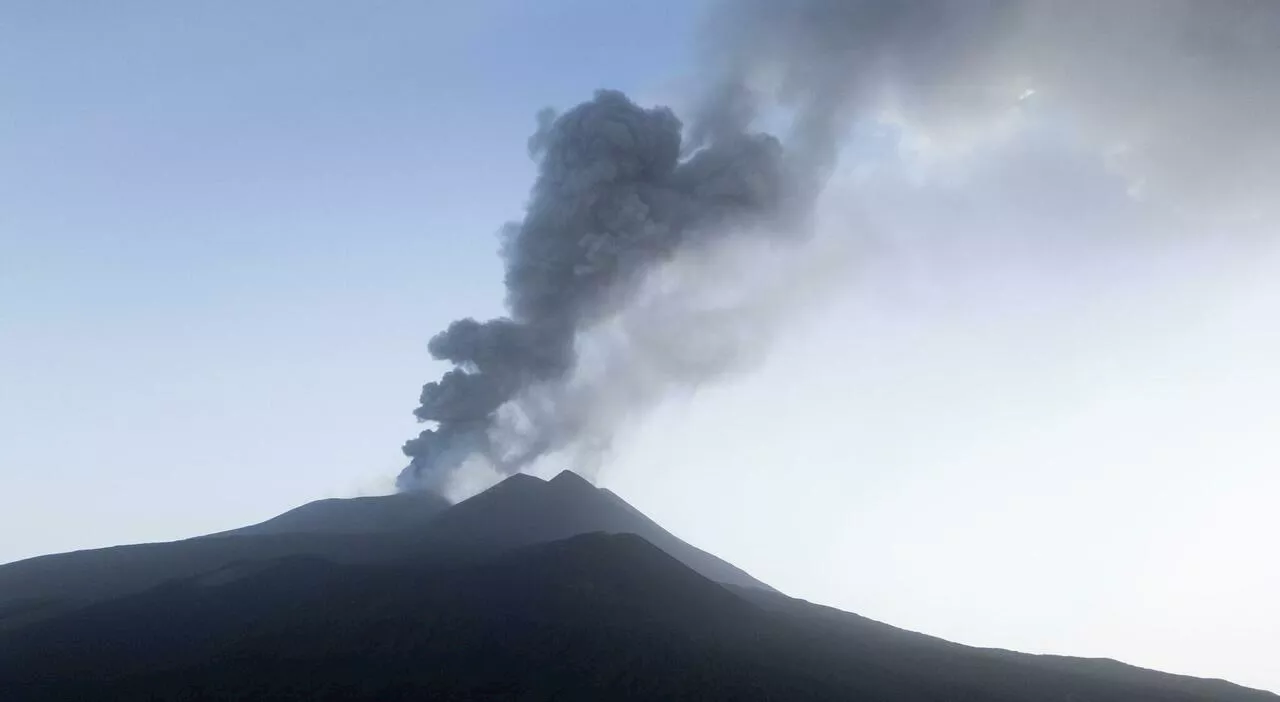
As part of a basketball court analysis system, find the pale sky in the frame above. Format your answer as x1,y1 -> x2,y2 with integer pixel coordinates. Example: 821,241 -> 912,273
2,2 -> 1276,693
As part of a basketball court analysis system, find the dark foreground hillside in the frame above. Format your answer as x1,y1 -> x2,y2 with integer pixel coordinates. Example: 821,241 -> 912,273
0,471 -> 766,632
1,532 -> 1274,702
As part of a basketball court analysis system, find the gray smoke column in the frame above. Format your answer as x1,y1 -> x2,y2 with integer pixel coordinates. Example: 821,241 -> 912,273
397,90 -> 793,492
400,1 -> 1280,493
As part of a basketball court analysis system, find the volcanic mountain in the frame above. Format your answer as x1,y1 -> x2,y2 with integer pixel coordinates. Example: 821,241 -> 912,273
0,470 -> 767,629
0,472 -> 1274,701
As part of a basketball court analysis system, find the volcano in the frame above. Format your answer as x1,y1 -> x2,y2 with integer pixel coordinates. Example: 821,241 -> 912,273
0,470 -> 768,627
0,472 -> 1274,701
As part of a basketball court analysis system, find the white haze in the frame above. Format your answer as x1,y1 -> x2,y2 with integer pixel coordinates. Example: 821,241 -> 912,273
600,99 -> 1279,691
431,2 -> 1280,688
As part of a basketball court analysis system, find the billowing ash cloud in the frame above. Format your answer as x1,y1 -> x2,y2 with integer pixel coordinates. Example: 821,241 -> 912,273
400,1 -> 1280,494
398,90 -> 792,492
696,0 -> 1280,221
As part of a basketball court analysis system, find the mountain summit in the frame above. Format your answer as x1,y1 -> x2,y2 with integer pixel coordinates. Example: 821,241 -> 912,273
0,470 -> 768,627
413,470 -> 772,590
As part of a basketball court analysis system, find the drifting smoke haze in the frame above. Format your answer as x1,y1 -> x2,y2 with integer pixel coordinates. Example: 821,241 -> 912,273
399,0 -> 1280,496
698,0 -> 1279,219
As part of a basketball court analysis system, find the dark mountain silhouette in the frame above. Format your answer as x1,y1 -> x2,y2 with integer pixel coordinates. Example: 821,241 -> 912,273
0,471 -> 767,630
208,490 -> 451,537
410,470 -> 771,590
1,472 -> 1275,700
1,532 -> 1274,702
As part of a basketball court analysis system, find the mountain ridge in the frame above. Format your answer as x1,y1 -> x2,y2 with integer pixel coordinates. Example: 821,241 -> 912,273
206,490 -> 451,538
1,471 -> 1274,699
0,470 -> 770,628
2,530 -> 1273,701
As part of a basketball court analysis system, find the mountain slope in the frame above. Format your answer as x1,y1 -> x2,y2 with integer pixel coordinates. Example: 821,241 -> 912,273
731,585 -> 1274,702
0,470 -> 768,627
410,470 -> 772,590
1,532 -> 1273,702
0,534 -> 778,701
0,531 -> 406,630
208,490 -> 450,537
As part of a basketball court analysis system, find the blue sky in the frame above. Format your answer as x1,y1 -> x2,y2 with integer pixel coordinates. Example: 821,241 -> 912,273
1,0 -> 703,550
2,2 -> 1278,693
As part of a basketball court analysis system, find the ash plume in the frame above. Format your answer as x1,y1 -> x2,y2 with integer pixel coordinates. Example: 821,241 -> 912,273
399,1 -> 1280,494
397,90 -> 792,492
696,0 -> 1280,222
